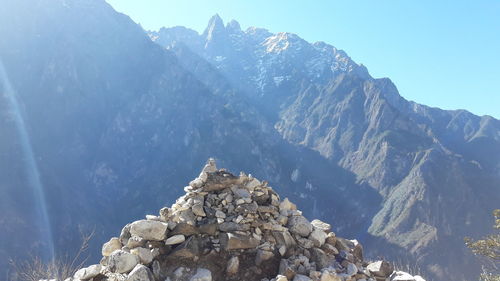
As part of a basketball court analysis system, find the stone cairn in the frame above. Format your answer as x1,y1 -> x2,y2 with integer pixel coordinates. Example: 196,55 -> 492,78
71,159 -> 426,281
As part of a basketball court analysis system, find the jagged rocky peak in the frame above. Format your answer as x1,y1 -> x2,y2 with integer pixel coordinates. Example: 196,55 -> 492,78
203,14 -> 226,40
72,159 -> 426,281
226,20 -> 242,32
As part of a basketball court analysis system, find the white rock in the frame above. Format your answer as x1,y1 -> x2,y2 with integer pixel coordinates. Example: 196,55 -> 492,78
414,276 -> 426,281
165,234 -> 186,245
215,210 -> 226,218
102,237 -> 122,257
226,256 -> 239,275
145,215 -> 160,221
130,247 -> 153,265
202,158 -> 217,173
311,219 -> 331,232
126,235 -> 145,249
279,245 -> 286,256
129,220 -> 168,241
198,172 -> 208,182
308,228 -> 327,247
189,268 -> 212,281
254,227 -> 262,235
108,250 -> 139,274
74,264 -> 101,280
276,275 -> 288,281
126,264 -> 153,281
235,215 -> 244,223
253,233 -> 262,240
189,177 -> 204,188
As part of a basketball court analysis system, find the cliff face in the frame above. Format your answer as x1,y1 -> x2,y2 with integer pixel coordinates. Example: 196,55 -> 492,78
72,159 -> 425,281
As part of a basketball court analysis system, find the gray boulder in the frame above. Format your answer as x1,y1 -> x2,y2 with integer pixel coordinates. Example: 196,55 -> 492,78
74,264 -> 101,280
130,247 -> 153,265
287,216 -> 313,237
126,264 -> 154,281
308,228 -> 327,247
108,250 -> 139,274
102,237 -> 122,257
129,220 -> 168,241
165,234 -> 186,245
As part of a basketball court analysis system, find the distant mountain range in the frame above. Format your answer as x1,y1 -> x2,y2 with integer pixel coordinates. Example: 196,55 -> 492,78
0,1 -> 498,280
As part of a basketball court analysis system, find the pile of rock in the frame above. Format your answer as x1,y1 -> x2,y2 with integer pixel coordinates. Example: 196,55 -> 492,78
70,159 -> 426,281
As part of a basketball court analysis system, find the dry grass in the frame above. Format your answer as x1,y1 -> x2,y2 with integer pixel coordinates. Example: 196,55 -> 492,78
9,230 -> 93,281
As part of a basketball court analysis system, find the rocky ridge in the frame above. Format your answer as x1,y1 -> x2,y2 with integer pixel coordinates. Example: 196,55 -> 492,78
150,16 -> 500,281
71,159 -> 425,281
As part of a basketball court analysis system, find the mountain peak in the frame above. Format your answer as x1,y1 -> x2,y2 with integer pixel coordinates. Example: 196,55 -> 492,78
226,19 -> 241,32
208,13 -> 223,25
203,14 -> 225,40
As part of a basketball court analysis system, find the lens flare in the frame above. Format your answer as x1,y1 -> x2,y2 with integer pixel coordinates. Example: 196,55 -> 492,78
0,60 -> 55,261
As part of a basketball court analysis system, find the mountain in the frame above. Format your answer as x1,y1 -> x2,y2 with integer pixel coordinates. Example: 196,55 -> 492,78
0,1 -> 498,281
69,159 -> 427,281
151,16 -> 500,281
1,0 -> 377,279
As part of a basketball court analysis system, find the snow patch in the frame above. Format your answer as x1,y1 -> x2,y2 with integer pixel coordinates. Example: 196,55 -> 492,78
214,56 -> 226,62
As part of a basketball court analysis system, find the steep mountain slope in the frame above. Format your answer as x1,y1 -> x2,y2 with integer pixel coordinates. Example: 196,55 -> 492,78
0,0 -> 380,279
151,16 -> 500,281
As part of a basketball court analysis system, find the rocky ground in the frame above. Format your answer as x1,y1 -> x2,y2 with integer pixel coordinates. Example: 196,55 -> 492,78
68,159 -> 425,281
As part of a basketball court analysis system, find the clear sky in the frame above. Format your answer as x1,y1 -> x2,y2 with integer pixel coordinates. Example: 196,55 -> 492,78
106,0 -> 500,119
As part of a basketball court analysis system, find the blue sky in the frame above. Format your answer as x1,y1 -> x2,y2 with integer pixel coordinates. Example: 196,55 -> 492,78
106,0 -> 500,119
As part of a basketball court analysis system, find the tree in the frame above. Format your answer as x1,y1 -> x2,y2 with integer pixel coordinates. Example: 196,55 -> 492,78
465,209 -> 500,281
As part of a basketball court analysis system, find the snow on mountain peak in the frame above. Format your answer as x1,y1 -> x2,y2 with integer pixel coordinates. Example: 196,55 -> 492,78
262,32 -> 310,54
263,33 -> 291,53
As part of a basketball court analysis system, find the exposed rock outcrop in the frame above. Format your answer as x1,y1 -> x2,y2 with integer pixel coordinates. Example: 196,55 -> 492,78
71,159 -> 425,281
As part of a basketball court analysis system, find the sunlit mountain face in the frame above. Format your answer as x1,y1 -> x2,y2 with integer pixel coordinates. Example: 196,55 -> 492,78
1,1 -> 499,281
